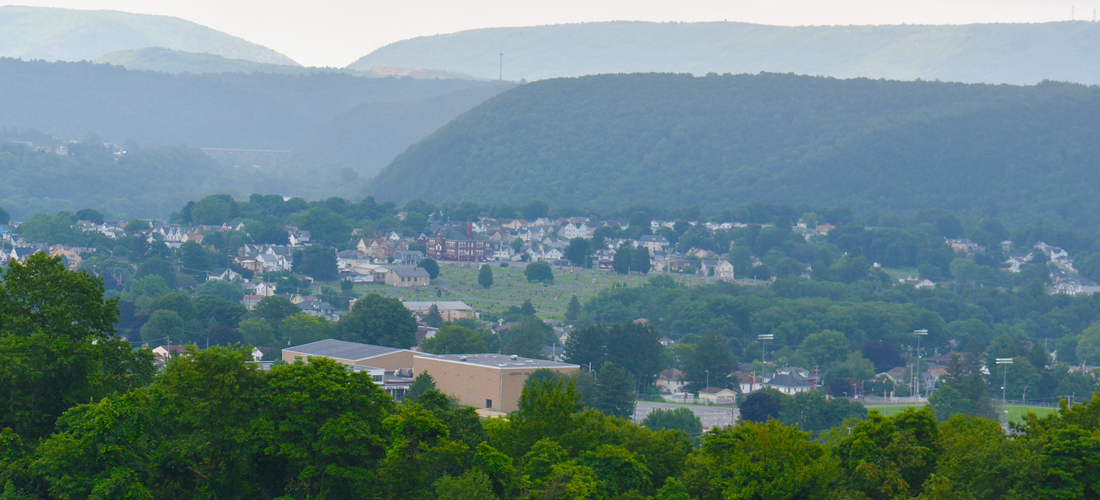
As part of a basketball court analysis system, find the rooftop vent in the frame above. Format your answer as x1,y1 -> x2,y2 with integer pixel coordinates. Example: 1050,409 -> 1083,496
510,354 -> 519,360
459,356 -> 467,361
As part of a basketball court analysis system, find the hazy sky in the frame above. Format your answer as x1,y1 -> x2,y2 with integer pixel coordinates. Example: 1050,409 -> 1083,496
3,1 -> 1091,67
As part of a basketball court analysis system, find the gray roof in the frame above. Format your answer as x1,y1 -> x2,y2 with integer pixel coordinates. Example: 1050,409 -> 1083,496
392,267 -> 430,278
284,339 -> 406,361
403,300 -> 472,311
418,353 -> 579,370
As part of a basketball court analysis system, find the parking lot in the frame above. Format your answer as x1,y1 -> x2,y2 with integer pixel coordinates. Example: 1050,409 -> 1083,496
633,401 -> 738,430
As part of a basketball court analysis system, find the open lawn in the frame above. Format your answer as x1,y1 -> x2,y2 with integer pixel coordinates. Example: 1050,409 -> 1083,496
353,262 -> 714,318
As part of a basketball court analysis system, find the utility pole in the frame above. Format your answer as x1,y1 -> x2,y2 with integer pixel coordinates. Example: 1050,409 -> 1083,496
914,329 -> 928,401
996,358 -> 1014,424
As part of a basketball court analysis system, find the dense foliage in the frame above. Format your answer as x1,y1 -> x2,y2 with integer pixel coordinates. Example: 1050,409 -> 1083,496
370,73 -> 1100,232
349,20 -> 1100,84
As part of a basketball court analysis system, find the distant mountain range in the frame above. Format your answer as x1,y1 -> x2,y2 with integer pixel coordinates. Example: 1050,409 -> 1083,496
0,58 -> 512,212
366,73 -> 1100,231
348,21 -> 1100,85
0,5 -> 296,65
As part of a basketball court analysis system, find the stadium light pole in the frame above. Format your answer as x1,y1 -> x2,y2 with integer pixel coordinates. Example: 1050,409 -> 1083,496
914,329 -> 928,401
996,358 -> 1013,423
758,334 -> 774,368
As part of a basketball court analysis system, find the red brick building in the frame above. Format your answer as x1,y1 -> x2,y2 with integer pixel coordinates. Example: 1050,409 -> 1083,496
429,222 -> 490,261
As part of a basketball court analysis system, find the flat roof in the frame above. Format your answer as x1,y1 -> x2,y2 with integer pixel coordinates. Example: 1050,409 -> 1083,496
403,300 -> 473,311
284,339 -> 406,362
416,353 -> 579,370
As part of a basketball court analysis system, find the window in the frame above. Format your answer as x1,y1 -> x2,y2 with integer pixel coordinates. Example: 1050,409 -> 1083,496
486,399 -> 493,409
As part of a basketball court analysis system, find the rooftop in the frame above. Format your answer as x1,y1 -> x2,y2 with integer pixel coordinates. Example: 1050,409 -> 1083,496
403,300 -> 473,311
417,353 -> 579,370
284,339 -> 406,362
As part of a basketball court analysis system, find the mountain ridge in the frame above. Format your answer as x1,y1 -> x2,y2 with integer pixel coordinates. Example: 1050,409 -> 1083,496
0,5 -> 297,65
348,20 -> 1100,85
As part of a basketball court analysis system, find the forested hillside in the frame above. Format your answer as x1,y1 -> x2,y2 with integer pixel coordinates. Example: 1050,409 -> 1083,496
368,73 -> 1100,232
94,47 -> 313,75
350,20 -> 1100,84
0,58 -> 511,210
0,142 -> 294,219
0,5 -> 295,64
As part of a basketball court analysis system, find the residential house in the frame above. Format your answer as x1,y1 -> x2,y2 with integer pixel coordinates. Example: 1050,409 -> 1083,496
242,295 -> 265,310
385,267 -> 430,287
656,369 -> 687,393
206,268 -> 240,281
394,250 -> 425,266
298,299 -> 336,320
286,227 -> 311,246
560,221 -> 589,239
637,235 -> 670,254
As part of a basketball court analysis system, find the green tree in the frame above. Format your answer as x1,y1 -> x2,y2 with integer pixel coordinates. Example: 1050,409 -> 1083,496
612,245 -> 633,274
606,321 -> 663,388
75,208 -> 104,224
420,258 -> 440,279
520,299 -> 537,316
406,372 -> 437,403
0,253 -> 154,440
564,237 -> 591,267
252,296 -> 301,330
511,238 -> 524,254
524,261 -> 554,283
563,323 -> 609,370
740,390 -> 783,423
632,245 -> 651,274
833,407 -> 938,499
291,246 -> 338,281
336,293 -> 418,348
478,264 -> 493,288
279,313 -> 335,346
195,279 -> 244,303
929,385 -> 974,422
687,419 -> 831,499
434,470 -> 496,500
421,325 -> 487,354
179,240 -> 212,270
0,206 -> 8,225
254,358 -> 393,498
425,303 -> 444,327
641,407 -> 703,441
501,316 -> 555,358
592,362 -> 635,419
683,332 -> 737,392
565,295 -> 581,322
190,195 -> 235,226
141,309 -> 185,343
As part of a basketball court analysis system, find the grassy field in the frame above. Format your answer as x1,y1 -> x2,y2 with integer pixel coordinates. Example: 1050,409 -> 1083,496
864,402 -> 1057,422
353,263 -> 713,318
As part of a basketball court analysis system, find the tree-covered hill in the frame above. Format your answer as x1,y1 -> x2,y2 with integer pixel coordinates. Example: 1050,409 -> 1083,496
0,58 -> 499,150
0,5 -> 296,65
348,21 -> 1100,85
93,47 -> 315,75
366,73 -> 1100,232
0,142 -> 292,219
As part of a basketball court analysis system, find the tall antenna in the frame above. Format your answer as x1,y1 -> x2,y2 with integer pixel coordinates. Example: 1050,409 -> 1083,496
1071,5 -> 1075,20
499,53 -> 503,81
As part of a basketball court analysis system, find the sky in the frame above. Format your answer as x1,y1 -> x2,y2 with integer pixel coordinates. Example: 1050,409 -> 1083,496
2,0 -> 1091,67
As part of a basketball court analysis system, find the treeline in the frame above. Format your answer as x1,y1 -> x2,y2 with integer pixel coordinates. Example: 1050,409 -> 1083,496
368,72 -> 1100,233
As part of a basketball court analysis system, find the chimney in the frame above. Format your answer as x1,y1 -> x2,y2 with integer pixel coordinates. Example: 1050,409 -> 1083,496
467,220 -> 473,240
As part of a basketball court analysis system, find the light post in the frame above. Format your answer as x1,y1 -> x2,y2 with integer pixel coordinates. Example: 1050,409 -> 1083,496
996,358 -> 1014,423
705,370 -> 710,406
914,329 -> 928,401
1022,385 -> 1028,404
758,334 -> 773,368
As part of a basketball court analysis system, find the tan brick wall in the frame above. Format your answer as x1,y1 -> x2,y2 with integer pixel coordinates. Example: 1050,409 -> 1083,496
414,356 -> 577,413
282,349 -> 415,372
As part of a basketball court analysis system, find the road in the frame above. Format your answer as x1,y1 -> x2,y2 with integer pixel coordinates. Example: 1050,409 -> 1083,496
633,401 -> 738,430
